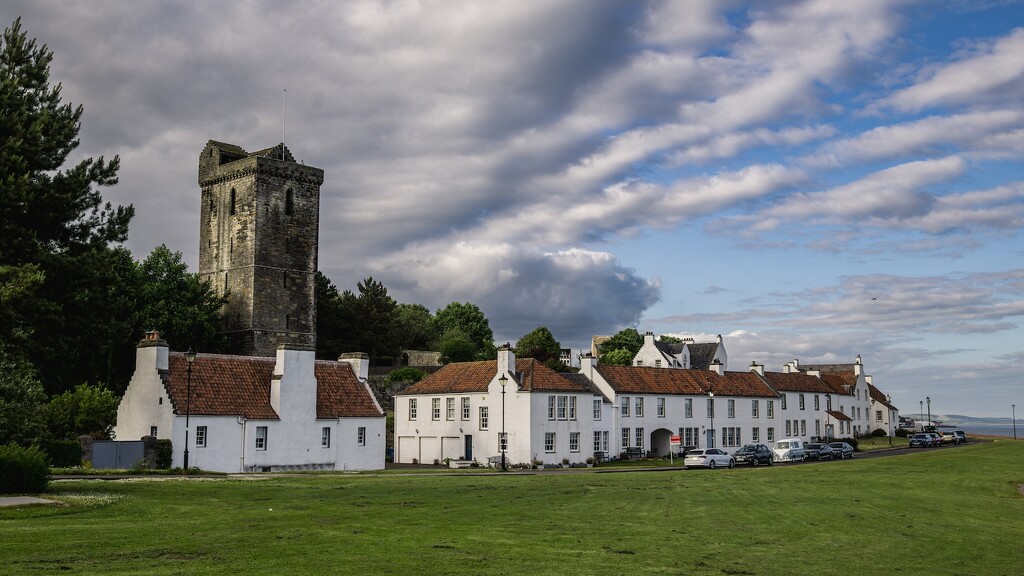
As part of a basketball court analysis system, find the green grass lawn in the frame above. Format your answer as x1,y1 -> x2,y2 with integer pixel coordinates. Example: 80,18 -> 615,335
3,442 -> 1022,575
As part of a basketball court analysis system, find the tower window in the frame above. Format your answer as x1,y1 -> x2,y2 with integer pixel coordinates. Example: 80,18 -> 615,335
229,188 -> 236,215
285,188 -> 294,216
282,271 -> 288,287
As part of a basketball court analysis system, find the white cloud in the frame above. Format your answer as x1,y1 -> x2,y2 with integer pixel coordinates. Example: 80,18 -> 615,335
881,27 -> 1024,112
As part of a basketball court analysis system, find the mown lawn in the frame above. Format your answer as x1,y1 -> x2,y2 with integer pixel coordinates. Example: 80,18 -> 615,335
2,442 -> 1022,575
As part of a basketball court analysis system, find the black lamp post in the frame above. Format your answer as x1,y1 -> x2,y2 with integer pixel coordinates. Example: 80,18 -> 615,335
183,348 -> 196,472
825,393 -> 832,440
499,374 -> 508,471
926,396 -> 931,431
707,378 -> 715,449
887,395 -> 893,446
919,400 -> 924,430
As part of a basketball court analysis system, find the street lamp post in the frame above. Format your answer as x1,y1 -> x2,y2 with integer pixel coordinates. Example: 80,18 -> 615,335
707,378 -> 715,449
887,395 -> 893,446
1013,404 -> 1017,440
825,393 -> 832,441
926,396 -> 931,431
183,348 -> 196,473
919,400 -> 924,430
498,374 -> 508,472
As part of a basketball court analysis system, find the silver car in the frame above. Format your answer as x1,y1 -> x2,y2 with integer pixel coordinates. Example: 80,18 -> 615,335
684,448 -> 735,469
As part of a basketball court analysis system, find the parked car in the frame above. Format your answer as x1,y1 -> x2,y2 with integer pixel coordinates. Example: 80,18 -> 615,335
941,431 -> 957,444
909,433 -> 934,447
925,432 -> 942,446
771,438 -> 806,462
733,444 -> 773,466
683,448 -> 735,469
828,442 -> 855,459
803,443 -> 834,461
953,430 -> 968,443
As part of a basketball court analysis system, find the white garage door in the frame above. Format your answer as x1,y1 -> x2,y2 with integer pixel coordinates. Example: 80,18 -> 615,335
397,436 -> 418,463
419,436 -> 440,464
441,436 -> 462,461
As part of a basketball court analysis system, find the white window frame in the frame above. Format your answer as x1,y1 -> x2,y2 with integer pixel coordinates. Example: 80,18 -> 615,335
446,397 -> 455,421
621,396 -> 630,417
544,432 -> 555,453
685,398 -> 692,418
752,399 -> 760,418
799,394 -> 805,410
195,425 -> 207,448
727,399 -> 735,418
657,397 -> 665,418
635,397 -> 644,417
752,427 -> 760,442
548,396 -> 556,420
621,427 -> 630,449
593,399 -> 602,420
357,427 -> 366,446
479,406 -> 489,430
767,427 -> 775,442
499,432 -> 508,452
432,397 -> 441,420
635,427 -> 644,450
321,426 -> 331,448
569,432 -> 580,452
255,426 -> 267,451
569,396 -> 577,421
409,398 -> 417,421
767,400 -> 775,419
557,396 -> 567,420
461,397 -> 470,420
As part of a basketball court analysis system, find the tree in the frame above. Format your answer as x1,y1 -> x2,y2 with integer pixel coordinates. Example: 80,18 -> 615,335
315,271 -> 350,360
437,334 -> 478,363
598,328 -> 644,357
659,335 -> 683,344
599,348 -> 635,366
514,327 -> 561,364
434,302 -> 496,360
134,245 -> 227,353
0,348 -> 46,446
43,383 -> 119,440
1,19 -> 134,395
394,303 -> 436,351
386,367 -> 427,383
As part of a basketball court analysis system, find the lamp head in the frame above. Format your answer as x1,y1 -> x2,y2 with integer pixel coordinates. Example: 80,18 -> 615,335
185,348 -> 197,365
498,374 -> 508,389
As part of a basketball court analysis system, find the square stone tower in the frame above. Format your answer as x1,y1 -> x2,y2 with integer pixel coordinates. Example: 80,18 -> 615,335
198,141 -> 324,356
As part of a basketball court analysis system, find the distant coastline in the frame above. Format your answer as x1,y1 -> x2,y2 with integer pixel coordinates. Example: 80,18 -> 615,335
949,425 -> 1017,439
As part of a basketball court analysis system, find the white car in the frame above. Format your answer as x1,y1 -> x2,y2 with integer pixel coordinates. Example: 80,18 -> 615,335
772,438 -> 806,462
683,448 -> 735,469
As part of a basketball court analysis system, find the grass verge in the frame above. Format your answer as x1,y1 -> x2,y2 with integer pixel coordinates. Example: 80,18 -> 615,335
3,442 -> 1021,575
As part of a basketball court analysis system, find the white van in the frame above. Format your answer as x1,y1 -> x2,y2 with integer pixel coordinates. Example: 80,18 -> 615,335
772,438 -> 806,462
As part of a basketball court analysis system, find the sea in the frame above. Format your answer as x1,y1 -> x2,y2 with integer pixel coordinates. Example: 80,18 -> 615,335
947,425 -> 1019,438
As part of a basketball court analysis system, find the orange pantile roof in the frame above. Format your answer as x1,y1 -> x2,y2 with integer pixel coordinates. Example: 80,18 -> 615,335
165,352 -> 382,420
827,410 -> 851,421
715,371 -> 779,398
596,366 -> 711,395
868,383 -> 896,410
397,358 -> 593,395
820,374 -> 853,396
761,371 -> 833,393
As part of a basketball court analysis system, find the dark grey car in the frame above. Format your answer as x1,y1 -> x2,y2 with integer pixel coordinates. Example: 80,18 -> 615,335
827,441 -> 854,459
733,444 -> 773,466
804,443 -> 834,461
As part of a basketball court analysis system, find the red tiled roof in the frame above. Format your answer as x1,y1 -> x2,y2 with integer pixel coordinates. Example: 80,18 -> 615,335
827,410 -> 851,421
596,365 -> 711,394
397,358 -> 592,395
596,367 -> 777,398
715,371 -> 778,397
315,360 -> 385,418
164,352 -> 382,420
761,371 -> 833,393
820,374 -> 853,396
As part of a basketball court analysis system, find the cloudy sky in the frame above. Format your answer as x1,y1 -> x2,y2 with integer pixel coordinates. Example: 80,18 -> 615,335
6,1 -> 1023,417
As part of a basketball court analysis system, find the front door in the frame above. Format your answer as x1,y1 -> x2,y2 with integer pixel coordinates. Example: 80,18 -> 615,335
464,435 -> 473,460
706,429 -> 715,448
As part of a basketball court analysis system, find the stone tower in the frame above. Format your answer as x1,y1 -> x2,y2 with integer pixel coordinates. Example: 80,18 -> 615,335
198,141 -> 324,356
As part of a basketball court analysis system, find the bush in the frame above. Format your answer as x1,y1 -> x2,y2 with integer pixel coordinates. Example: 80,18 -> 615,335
871,428 -> 888,437
0,443 -> 49,494
386,367 -> 427,383
895,428 -> 910,438
155,439 -> 173,469
42,439 -> 83,467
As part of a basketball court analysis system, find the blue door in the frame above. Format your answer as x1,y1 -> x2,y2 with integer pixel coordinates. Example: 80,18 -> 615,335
464,435 -> 473,460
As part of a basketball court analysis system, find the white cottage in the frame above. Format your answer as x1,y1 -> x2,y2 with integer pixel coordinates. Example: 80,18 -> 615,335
114,332 -> 386,472
393,345 -> 603,467
632,331 -> 728,370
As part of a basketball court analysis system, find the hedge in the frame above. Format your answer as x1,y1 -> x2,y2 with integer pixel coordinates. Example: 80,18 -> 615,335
0,443 -> 50,494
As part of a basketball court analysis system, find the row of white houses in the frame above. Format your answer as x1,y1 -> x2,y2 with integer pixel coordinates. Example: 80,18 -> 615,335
114,331 -> 898,472
393,343 -> 899,466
